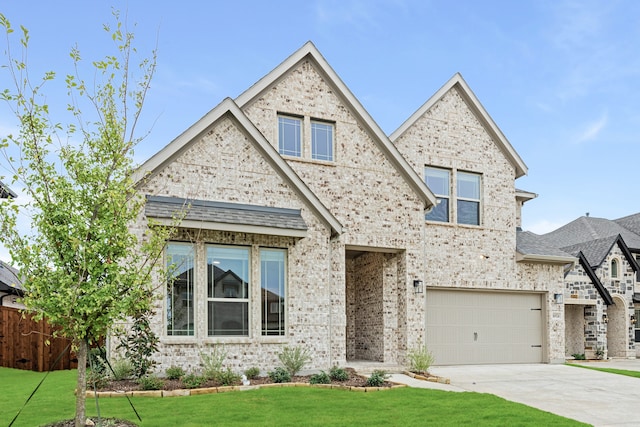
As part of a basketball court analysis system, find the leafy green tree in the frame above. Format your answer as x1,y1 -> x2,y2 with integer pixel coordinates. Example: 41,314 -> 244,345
0,12 -> 173,427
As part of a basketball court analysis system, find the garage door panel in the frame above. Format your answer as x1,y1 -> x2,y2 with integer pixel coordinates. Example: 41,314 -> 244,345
426,289 -> 543,365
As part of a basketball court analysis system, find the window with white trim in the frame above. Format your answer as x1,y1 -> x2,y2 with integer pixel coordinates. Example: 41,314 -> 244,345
166,243 -> 195,336
311,121 -> 334,161
278,115 -> 302,157
424,167 -> 482,226
207,245 -> 250,336
261,248 -> 286,336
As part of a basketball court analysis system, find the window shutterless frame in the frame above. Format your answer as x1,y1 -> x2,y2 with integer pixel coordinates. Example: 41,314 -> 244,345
278,115 -> 302,157
166,242 -> 195,336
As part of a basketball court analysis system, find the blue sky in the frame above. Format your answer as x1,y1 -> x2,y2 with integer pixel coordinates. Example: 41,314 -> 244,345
1,0 -> 639,261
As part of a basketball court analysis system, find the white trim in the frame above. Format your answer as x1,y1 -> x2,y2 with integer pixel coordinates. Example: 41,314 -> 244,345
390,73 -> 528,179
516,252 -> 577,266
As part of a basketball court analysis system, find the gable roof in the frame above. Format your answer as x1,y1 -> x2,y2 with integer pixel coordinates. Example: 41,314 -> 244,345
389,73 -> 528,179
615,212 -> 640,240
234,41 -> 437,210
0,180 -> 16,199
577,252 -> 614,306
541,216 -> 640,251
134,97 -> 343,237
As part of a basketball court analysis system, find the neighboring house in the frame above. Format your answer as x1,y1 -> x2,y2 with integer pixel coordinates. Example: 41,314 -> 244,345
0,260 -> 23,308
0,180 -> 17,199
528,215 -> 640,359
121,41 -> 570,372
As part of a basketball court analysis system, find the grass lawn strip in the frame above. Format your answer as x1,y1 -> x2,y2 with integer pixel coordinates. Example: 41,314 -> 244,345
2,367 -> 589,427
566,362 -> 640,378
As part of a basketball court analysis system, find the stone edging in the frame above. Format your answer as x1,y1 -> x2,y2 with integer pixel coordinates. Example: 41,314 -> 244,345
85,382 -> 408,398
402,371 -> 450,384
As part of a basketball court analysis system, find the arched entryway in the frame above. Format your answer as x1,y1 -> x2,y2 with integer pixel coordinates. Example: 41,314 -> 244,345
606,296 -> 627,358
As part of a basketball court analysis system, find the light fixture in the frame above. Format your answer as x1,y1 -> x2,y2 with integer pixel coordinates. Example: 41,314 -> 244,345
413,279 -> 424,294
632,314 -> 636,325
602,313 -> 608,324
553,293 -> 563,304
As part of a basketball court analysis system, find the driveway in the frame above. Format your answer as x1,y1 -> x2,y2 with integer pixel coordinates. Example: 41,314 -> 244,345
424,361 -> 640,427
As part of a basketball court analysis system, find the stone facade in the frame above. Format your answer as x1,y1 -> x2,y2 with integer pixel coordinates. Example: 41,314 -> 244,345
115,42 -> 568,373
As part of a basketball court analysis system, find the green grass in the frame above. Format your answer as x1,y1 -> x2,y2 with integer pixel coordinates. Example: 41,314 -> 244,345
567,362 -> 640,378
2,367 -> 588,427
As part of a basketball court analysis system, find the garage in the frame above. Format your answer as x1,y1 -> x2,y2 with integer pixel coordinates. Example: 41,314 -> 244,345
425,289 -> 544,365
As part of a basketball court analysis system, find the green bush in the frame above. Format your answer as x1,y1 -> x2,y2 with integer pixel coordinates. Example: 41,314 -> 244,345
166,365 -> 186,380
88,347 -> 107,375
310,371 -> 331,384
571,353 -> 586,360
407,343 -> 435,374
244,366 -> 261,379
182,373 -> 208,389
268,367 -> 291,383
218,368 -> 241,386
366,370 -> 388,387
117,312 -> 159,379
200,345 -> 227,380
86,369 -> 109,389
137,375 -> 165,391
278,345 -> 311,376
109,357 -> 134,381
329,366 -> 349,382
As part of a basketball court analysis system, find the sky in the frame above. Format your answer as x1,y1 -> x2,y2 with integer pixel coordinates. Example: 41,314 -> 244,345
1,0 -> 639,262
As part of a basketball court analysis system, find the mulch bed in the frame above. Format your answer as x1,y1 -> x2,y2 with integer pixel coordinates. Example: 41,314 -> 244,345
94,367 -> 391,392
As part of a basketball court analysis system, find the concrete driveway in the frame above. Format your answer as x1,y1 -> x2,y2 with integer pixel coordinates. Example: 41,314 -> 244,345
424,360 -> 640,427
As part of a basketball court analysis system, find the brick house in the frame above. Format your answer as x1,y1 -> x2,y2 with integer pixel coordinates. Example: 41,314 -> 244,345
535,214 -> 640,359
124,41 -> 571,372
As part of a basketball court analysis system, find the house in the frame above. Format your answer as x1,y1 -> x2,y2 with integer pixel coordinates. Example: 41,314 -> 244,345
0,180 -> 16,199
123,41 -> 570,372
532,214 -> 640,359
0,260 -> 23,308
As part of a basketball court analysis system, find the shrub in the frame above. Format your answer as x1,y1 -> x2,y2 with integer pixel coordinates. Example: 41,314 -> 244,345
166,365 -> 186,380
109,357 -> 134,381
329,366 -> 349,382
366,370 -> 388,387
117,311 -> 159,379
218,368 -> 241,386
268,367 -> 291,383
88,347 -> 107,375
407,343 -> 435,374
137,375 -> 165,390
182,373 -> 208,389
244,366 -> 261,379
595,347 -> 605,360
572,353 -> 586,360
278,345 -> 311,376
86,369 -> 109,389
310,371 -> 331,384
200,345 -> 227,380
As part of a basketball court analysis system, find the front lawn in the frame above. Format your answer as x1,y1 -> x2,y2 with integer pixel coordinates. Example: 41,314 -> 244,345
567,363 -> 640,378
2,367 -> 588,426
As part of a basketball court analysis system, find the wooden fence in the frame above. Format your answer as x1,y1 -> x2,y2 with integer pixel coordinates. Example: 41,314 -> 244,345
0,306 -> 78,371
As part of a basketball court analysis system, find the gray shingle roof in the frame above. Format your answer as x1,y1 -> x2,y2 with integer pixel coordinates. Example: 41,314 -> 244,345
145,196 -> 308,232
0,260 -> 23,295
559,235 -> 618,267
516,230 -> 574,259
540,216 -> 640,251
615,213 -> 640,240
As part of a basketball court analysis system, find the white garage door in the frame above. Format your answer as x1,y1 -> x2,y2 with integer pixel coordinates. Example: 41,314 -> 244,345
426,289 -> 543,365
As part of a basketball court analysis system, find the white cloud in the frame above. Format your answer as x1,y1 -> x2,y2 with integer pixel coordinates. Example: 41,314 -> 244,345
575,111 -> 608,143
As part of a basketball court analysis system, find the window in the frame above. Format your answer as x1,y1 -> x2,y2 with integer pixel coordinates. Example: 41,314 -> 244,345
278,116 -> 301,157
207,246 -> 250,336
261,249 -> 286,336
635,308 -> 640,342
424,167 -> 450,222
457,172 -> 481,225
636,255 -> 640,283
166,243 -> 195,336
611,259 -> 619,279
311,121 -> 333,161
424,167 -> 482,225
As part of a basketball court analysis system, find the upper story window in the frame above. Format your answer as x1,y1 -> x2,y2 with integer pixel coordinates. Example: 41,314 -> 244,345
278,116 -> 302,157
611,258 -> 619,279
311,121 -> 334,161
424,166 -> 482,226
425,167 -> 450,222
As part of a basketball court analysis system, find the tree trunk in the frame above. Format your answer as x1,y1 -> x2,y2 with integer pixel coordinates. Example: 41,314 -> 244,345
75,339 -> 88,427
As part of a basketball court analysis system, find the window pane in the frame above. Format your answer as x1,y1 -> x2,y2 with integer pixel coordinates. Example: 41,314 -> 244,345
208,301 -> 249,336
425,167 -> 450,196
458,200 -> 480,225
278,116 -> 301,157
207,246 -> 249,299
166,243 -> 194,336
261,249 -> 286,336
311,122 -> 333,161
611,259 -> 618,278
457,172 -> 480,199
426,197 -> 449,222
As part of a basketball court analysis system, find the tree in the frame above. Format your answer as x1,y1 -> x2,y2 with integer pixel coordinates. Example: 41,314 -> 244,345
0,12 -> 172,427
